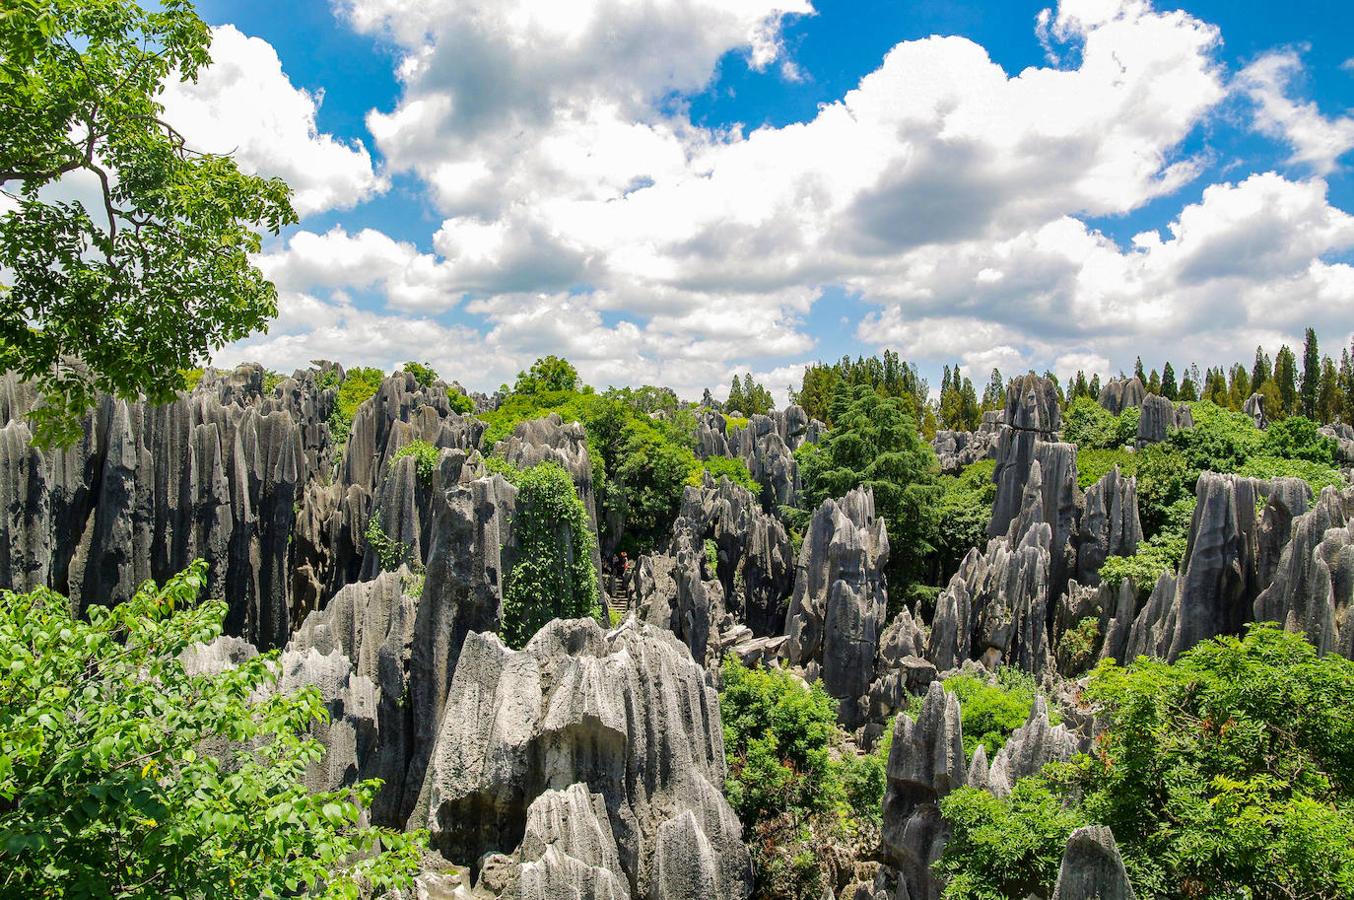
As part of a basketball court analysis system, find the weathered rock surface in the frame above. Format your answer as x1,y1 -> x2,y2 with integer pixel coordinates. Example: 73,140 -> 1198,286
1135,394 -> 1180,445
1243,391 -> 1268,429
1075,466 -> 1141,587
784,486 -> 890,725
880,682 -> 966,900
990,373 -> 1062,539
417,618 -> 751,899
1321,423 -> 1354,465
1098,377 -> 1145,415
693,407 -> 822,510
1051,826 -> 1136,900
985,696 -> 1078,797
929,461 -> 1054,675
932,412 -> 1002,475
1254,485 -> 1354,657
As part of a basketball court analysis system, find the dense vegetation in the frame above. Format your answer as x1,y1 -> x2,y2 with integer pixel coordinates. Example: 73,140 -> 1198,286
501,462 -> 602,648
0,0 -> 296,447
0,562 -> 422,897
479,379 -> 756,555
795,383 -> 942,591
936,626 -> 1354,899
937,669 -> 1055,759
720,658 -> 889,900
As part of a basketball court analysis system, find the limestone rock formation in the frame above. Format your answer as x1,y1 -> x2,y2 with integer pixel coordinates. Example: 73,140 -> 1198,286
417,618 -> 752,899
931,412 -> 1002,475
989,373 -> 1062,539
1051,826 -> 1136,900
880,681 -> 966,900
929,462 -> 1054,675
1135,394 -> 1179,445
985,696 -> 1078,796
1098,377 -> 1145,415
784,486 -> 890,725
1075,466 -> 1141,586
1243,391 -> 1268,429
1253,485 -> 1354,657
674,475 -> 794,636
1321,423 -> 1354,465
693,406 -> 822,510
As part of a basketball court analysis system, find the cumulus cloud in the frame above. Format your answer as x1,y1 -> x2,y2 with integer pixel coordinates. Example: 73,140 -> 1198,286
1238,50 -> 1354,176
161,25 -> 385,216
215,0 -> 1354,395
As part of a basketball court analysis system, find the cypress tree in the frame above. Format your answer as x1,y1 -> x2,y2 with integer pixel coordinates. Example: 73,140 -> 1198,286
1251,346 -> 1272,392
1161,362 -> 1178,400
1274,345 -> 1299,417
1301,327 -> 1320,419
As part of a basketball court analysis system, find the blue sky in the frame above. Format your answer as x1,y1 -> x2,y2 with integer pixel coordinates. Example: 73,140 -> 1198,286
179,0 -> 1354,398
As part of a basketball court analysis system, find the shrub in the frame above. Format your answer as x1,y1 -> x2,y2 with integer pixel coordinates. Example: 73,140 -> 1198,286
1168,401 -> 1264,474
328,366 -> 385,448
693,454 -> 761,496
935,626 -> 1354,898
940,670 -> 1054,759
1076,448 -> 1138,490
391,439 -> 440,485
1062,397 -> 1119,449
1238,456 -> 1343,494
934,459 -> 996,581
0,562 -> 423,897
502,462 -> 601,648
402,361 -> 438,387
720,658 -> 885,899
936,776 -> 1088,899
512,355 -> 580,394
1263,416 -> 1338,465
180,367 -> 204,391
364,516 -> 410,572
447,387 -> 475,415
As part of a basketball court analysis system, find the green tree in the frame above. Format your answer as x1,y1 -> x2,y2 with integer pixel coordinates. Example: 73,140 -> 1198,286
799,384 -> 941,589
727,373 -> 745,412
0,0 -> 297,447
501,462 -> 600,647
513,355 -> 581,394
328,366 -> 385,448
936,626 -> 1354,898
1251,346 -> 1272,393
720,657 -> 886,900
982,368 -> 1006,411
0,561 -> 422,897
1160,362 -> 1177,400
1275,345 -> 1299,417
1301,327 -> 1321,419
1227,363 -> 1251,411
1315,357 -> 1340,425
1341,346 -> 1354,423
401,361 -> 438,387
1133,357 -> 1146,384
790,364 -> 841,423
1146,368 -> 1161,396
1178,365 -> 1198,402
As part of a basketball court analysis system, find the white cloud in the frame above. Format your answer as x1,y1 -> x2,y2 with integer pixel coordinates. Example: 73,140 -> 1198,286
1238,50 -> 1354,175
161,25 -> 385,216
212,0 -> 1354,397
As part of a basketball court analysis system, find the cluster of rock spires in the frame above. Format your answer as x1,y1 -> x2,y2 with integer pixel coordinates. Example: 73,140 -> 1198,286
693,406 -> 823,509
7,361 -> 1354,899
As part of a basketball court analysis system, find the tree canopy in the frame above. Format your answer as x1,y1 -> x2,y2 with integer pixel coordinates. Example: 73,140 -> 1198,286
0,561 -> 422,897
0,0 -> 296,447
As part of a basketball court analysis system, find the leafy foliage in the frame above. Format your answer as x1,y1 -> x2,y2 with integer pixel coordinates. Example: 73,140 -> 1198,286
390,439 -> 440,485
693,453 -> 760,495
937,775 -> 1088,900
0,0 -> 297,447
479,380 -> 745,554
791,352 -> 929,427
446,386 -> 475,415
501,462 -> 601,648
364,516 -> 409,573
934,459 -> 996,580
937,626 -> 1354,898
1061,397 -> 1137,450
720,658 -> 886,900
939,669 -> 1055,759
799,384 -> 942,589
1263,416 -> 1337,465
727,372 -> 775,416
328,366 -> 385,449
0,561 -> 422,897
512,355 -> 580,394
401,361 -> 437,387
1075,448 -> 1138,490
